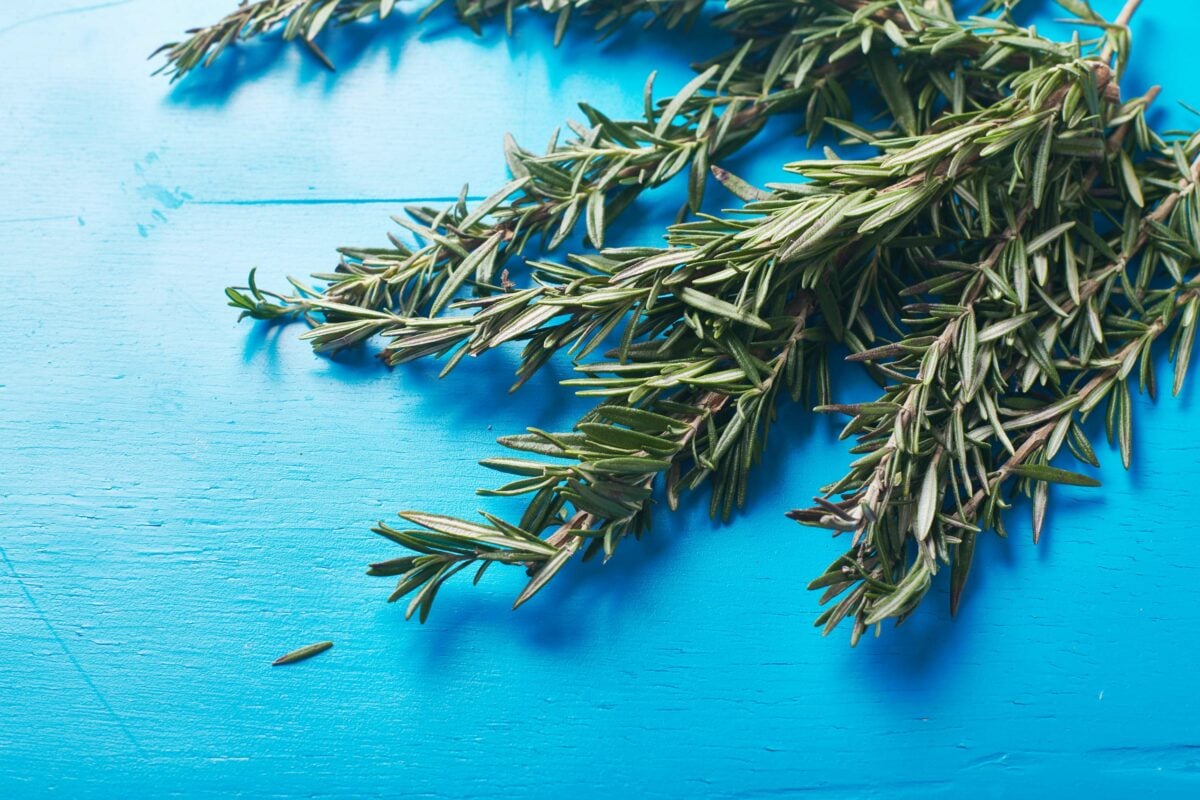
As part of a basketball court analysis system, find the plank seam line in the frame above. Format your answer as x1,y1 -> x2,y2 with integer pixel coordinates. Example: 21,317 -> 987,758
0,545 -> 145,755
0,0 -> 133,39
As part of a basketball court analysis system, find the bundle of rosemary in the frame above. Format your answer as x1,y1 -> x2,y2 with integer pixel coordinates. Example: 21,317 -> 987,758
164,0 -> 1200,642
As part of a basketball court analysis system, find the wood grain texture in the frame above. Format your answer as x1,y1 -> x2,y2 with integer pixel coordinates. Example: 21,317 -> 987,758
2,1 -> 1199,797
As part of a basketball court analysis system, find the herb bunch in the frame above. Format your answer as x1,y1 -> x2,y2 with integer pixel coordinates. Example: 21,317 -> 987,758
167,0 -> 1200,640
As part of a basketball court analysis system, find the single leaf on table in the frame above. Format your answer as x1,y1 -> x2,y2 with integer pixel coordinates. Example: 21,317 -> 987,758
272,641 -> 333,666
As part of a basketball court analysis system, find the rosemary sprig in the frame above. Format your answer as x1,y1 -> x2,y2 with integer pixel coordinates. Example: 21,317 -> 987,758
225,0 -> 1085,343
153,0 -> 710,81
370,291 -> 827,619
152,0 -> 390,80
367,51 -> 1115,379
794,96 -> 1200,640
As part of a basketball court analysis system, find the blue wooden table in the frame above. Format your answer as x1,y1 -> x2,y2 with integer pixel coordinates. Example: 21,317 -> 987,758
3,1 -> 1199,796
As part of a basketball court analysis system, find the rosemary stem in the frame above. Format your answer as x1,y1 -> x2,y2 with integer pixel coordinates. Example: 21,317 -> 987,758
1100,0 -> 1143,63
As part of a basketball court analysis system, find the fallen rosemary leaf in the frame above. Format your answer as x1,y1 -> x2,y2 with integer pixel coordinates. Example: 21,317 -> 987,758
272,641 -> 334,666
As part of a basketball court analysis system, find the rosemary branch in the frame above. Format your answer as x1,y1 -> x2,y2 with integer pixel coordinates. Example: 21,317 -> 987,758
226,0 -> 1084,348
153,0 -> 711,81
371,293 -> 822,618
795,112 -> 1200,639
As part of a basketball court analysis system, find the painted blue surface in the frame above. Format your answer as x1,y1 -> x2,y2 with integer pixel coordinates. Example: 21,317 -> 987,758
3,1 -> 1199,797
